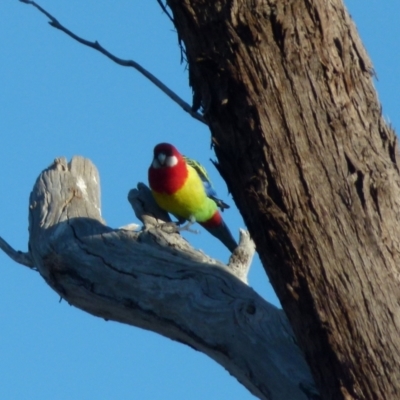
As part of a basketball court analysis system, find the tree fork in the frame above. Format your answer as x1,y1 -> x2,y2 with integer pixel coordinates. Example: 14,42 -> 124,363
166,0 -> 400,398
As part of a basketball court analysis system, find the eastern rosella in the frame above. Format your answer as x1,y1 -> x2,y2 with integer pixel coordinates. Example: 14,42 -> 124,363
148,143 -> 237,252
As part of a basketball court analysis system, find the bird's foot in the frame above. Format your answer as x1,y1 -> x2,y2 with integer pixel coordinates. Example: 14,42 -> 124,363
158,218 -> 200,234
158,221 -> 199,235
177,220 -> 199,234
157,215 -> 200,235
158,221 -> 181,234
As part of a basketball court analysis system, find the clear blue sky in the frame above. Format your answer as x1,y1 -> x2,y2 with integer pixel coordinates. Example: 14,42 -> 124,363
0,1 -> 399,399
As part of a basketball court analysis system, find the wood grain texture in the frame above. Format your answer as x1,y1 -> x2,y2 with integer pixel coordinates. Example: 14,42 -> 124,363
23,156 -> 318,400
166,0 -> 400,398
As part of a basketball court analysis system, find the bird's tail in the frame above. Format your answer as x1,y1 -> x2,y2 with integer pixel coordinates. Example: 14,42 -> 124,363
200,218 -> 237,253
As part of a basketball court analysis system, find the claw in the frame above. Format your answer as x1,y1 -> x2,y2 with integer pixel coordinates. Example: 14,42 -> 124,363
158,219 -> 199,235
159,221 -> 180,234
178,220 -> 200,234
158,216 -> 200,235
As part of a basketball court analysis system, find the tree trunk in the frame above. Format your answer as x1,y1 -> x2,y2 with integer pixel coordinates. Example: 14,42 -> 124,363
166,0 -> 400,399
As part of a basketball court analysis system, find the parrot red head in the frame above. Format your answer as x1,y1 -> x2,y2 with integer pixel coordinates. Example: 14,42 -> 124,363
149,143 -> 188,194
151,143 -> 183,169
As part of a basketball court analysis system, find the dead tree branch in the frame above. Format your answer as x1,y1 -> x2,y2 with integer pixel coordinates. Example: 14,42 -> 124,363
0,236 -> 35,269
19,0 -> 206,125
2,155 -> 319,400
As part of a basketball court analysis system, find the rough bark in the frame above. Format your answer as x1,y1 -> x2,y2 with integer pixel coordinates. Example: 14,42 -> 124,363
166,0 -> 400,399
11,156 -> 319,400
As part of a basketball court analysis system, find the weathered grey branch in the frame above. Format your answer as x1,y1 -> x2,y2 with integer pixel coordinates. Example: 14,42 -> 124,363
127,183 -> 255,283
19,0 -> 206,125
0,236 -> 34,269
0,156 -> 321,399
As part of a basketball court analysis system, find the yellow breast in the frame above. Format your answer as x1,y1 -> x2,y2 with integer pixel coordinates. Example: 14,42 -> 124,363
152,165 -> 216,222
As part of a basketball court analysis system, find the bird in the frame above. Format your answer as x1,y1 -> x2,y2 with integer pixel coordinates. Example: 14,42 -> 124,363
148,142 -> 237,252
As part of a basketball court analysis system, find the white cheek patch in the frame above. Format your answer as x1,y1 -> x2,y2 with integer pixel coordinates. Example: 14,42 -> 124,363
152,158 -> 161,169
165,155 -> 178,167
